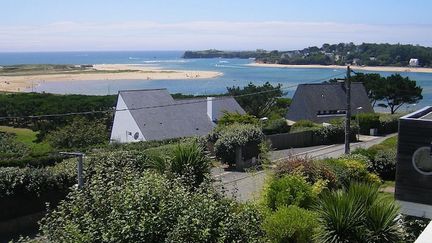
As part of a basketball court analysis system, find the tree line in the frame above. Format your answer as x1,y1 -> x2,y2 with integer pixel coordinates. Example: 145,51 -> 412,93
329,73 -> 423,114
183,43 -> 432,67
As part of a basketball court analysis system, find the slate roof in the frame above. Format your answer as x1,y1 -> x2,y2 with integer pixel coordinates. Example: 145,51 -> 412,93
117,89 -> 245,141
421,112 -> 432,121
286,82 -> 374,123
174,97 -> 245,122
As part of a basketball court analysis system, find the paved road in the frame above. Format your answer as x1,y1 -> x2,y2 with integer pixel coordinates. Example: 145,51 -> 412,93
212,134 -> 397,202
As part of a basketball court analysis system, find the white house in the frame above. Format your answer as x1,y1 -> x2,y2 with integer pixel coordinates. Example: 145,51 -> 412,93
110,89 -> 245,143
409,58 -> 419,67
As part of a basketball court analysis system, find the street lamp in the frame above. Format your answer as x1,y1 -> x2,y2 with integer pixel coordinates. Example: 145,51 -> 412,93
259,117 -> 268,129
356,107 -> 363,141
59,152 -> 85,189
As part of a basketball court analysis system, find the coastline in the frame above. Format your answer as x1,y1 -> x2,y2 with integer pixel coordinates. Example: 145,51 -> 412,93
246,63 -> 432,73
0,64 -> 222,92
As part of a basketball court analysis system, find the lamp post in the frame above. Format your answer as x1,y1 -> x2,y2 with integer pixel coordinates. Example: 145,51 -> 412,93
356,106 -> 363,141
259,117 -> 268,129
59,152 -> 85,189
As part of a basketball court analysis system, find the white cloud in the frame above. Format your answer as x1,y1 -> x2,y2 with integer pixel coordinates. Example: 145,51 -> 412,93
0,21 -> 431,51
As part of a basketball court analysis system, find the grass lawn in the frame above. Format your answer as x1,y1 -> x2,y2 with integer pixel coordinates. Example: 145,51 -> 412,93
0,126 -> 52,156
380,136 -> 398,149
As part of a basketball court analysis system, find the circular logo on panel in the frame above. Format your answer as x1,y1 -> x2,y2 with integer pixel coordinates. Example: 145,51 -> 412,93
412,146 -> 432,175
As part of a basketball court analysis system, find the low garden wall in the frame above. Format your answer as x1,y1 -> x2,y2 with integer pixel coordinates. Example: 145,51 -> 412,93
266,131 -> 320,150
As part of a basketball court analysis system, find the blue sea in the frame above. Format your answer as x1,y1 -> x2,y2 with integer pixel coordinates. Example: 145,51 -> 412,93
0,51 -> 431,111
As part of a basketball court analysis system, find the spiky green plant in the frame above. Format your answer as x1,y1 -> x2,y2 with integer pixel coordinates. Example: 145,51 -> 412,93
170,141 -> 210,188
315,182 -> 402,243
365,198 -> 401,243
315,190 -> 365,242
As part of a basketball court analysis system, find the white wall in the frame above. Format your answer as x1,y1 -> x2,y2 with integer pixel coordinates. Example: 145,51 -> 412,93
110,94 -> 146,143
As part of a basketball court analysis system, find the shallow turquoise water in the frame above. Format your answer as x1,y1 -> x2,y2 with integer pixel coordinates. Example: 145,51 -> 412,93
0,51 -> 431,111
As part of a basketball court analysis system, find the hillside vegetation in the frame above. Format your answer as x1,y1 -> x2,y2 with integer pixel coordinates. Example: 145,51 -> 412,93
183,43 -> 432,67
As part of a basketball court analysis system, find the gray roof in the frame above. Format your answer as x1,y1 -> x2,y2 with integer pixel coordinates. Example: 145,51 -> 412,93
421,112 -> 432,120
118,89 -> 244,141
174,97 -> 245,121
286,83 -> 374,123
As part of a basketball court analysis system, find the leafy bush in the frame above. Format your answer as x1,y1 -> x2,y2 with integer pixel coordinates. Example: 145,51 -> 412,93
39,171 -> 264,242
352,147 -> 377,162
315,183 -> 402,243
107,137 -> 182,152
211,124 -> 264,165
313,123 -> 357,144
264,174 -> 315,210
370,149 -> 397,180
355,113 -> 380,135
352,136 -> 398,180
217,112 -> 259,126
323,157 -> 381,186
290,120 -> 321,133
274,156 -> 338,189
0,159 -> 75,198
263,205 -> 318,243
0,154 -> 64,168
339,153 -> 371,165
46,117 -> 108,149
0,132 -> 30,159
378,113 -> 400,134
262,118 -> 290,135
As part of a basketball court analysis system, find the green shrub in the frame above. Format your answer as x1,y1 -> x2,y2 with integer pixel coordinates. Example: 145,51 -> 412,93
217,112 -> 259,126
323,157 -> 381,186
212,124 -> 264,166
262,118 -> 290,135
315,183 -> 402,243
39,171 -> 264,242
313,123 -> 357,144
378,113 -> 400,134
352,147 -> 377,162
264,174 -> 315,210
0,159 -> 75,198
290,120 -> 321,133
263,205 -> 318,243
370,149 -> 397,180
354,113 -> 380,135
339,153 -> 371,165
0,132 -> 30,159
46,117 -> 108,149
274,156 -> 338,189
107,137 -> 182,152
0,154 -> 64,168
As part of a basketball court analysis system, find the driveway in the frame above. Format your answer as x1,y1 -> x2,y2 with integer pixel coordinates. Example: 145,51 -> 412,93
212,134 -> 397,202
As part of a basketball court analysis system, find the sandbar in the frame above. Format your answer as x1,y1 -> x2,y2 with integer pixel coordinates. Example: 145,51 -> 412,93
0,64 -> 222,92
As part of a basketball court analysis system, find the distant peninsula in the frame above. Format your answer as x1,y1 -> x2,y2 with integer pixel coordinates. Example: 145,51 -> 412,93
183,43 -> 432,68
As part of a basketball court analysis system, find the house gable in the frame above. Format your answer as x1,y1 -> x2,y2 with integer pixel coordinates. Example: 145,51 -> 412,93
110,94 -> 145,143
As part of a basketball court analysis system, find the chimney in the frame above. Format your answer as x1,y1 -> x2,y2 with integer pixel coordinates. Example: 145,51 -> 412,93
207,97 -> 214,122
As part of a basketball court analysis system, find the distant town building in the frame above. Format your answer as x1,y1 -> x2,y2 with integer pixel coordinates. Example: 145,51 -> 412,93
110,89 -> 245,143
396,106 -> 432,218
352,58 -> 361,65
409,58 -> 419,67
286,83 -> 374,123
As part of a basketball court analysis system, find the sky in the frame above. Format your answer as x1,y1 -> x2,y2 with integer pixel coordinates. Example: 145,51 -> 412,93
1,0 -> 432,51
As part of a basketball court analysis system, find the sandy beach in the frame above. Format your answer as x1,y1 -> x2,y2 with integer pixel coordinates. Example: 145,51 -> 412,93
247,63 -> 432,73
0,64 -> 222,92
